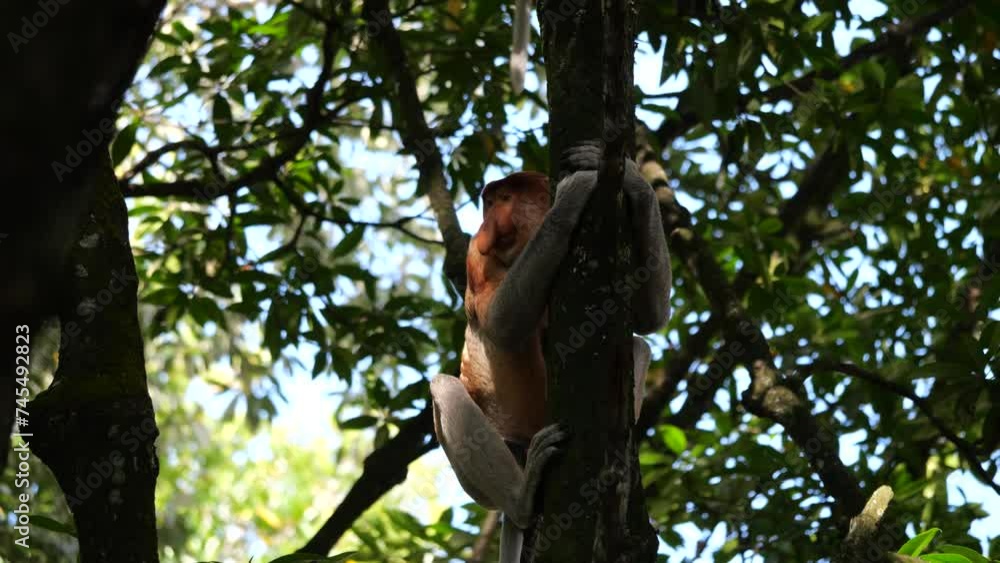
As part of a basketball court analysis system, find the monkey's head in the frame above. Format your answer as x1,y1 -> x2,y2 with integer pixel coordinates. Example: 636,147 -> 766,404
475,172 -> 550,266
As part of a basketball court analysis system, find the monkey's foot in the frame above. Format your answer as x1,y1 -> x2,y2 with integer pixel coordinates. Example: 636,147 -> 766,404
511,423 -> 569,528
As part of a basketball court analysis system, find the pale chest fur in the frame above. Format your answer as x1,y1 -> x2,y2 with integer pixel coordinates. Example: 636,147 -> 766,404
460,324 -> 547,444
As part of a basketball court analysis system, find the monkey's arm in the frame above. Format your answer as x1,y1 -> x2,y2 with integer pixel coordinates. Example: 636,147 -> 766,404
562,141 -> 672,334
481,169 -> 599,349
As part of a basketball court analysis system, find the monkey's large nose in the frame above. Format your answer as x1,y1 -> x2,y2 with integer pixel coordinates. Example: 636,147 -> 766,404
476,220 -> 496,255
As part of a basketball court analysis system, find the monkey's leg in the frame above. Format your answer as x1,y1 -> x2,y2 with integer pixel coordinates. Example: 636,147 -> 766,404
633,336 -> 651,421
431,376 -> 567,563
430,374 -> 528,512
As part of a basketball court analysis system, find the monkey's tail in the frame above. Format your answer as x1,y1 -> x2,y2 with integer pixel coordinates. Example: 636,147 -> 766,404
499,514 -> 524,563
510,0 -> 531,95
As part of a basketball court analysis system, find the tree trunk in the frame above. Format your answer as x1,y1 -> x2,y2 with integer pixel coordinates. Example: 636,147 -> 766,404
533,0 -> 658,560
27,150 -> 160,563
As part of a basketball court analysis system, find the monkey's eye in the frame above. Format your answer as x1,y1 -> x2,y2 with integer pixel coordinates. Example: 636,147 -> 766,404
498,192 -> 512,202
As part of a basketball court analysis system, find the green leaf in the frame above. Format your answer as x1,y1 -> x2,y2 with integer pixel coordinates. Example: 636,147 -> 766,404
190,296 -> 225,326
144,287 -> 184,306
213,93 -> 235,145
171,21 -> 195,43
921,555 -> 973,563
981,320 -> 999,358
340,415 -> 378,430
937,545 -> 990,563
333,228 -> 365,257
268,552 -> 356,563
248,11 -> 290,38
745,119 -> 766,159
312,350 -> 329,377
759,217 -> 783,235
660,424 -> 688,454
149,54 -> 185,77
803,13 -> 835,33
861,61 -> 886,91
897,528 -> 940,556
389,380 -> 427,410
112,122 -> 139,166
32,515 -> 76,537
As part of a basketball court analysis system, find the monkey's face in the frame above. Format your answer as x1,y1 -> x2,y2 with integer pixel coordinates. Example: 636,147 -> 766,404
476,186 -> 548,266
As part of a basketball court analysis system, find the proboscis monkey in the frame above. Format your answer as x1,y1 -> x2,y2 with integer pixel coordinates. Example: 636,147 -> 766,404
430,141 -> 672,563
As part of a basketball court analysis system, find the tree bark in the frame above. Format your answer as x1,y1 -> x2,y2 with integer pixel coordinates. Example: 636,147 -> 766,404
27,150 -> 160,563
0,0 -> 165,474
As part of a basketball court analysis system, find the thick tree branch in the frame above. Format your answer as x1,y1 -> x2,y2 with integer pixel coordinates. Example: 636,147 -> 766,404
836,485 -> 897,563
27,151 -> 160,562
299,406 -> 437,554
535,0 -> 660,559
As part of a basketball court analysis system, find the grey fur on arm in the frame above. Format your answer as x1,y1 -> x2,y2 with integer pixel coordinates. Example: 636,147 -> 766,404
625,163 -> 672,334
481,171 -> 598,348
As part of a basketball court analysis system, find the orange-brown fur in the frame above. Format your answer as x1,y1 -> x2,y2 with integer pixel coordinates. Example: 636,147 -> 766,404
460,172 -> 550,443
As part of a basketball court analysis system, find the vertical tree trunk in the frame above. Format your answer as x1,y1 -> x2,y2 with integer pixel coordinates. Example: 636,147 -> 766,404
534,0 -> 657,560
27,150 -> 160,563
0,0 -> 166,474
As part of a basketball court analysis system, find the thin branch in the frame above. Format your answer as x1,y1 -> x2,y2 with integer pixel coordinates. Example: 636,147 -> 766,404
823,361 -> 1000,497
652,158 -> 867,519
253,214 -> 309,266
123,22 -> 341,200
361,0 -> 470,291
467,511 -> 501,563
273,176 -> 443,246
122,132 -> 301,183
